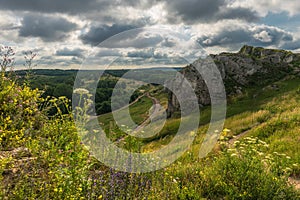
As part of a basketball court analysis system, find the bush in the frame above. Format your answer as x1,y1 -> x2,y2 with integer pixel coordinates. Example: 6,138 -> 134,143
0,75 -> 44,150
0,75 -> 92,199
201,137 -> 300,199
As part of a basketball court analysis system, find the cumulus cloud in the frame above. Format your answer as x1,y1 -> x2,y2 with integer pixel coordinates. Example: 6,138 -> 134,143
0,0 -> 108,14
97,48 -> 123,57
80,24 -> 136,46
254,30 -> 273,43
38,55 -> 82,67
251,26 -> 293,45
55,47 -> 85,58
0,0 -> 158,16
0,0 -> 299,69
160,40 -> 175,48
127,48 -> 169,59
232,0 -> 300,16
217,7 -> 259,22
19,13 -> 78,42
163,0 -> 259,24
112,56 -> 187,67
198,24 -> 293,49
85,28 -> 164,49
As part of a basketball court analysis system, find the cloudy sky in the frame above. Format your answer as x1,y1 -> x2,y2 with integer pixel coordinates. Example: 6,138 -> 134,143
1,0 -> 300,69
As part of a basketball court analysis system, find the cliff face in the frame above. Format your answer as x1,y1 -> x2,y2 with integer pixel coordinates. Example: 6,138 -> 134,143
167,45 -> 300,116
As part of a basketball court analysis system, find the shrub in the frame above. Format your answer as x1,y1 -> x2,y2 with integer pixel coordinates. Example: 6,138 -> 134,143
0,76 -> 44,150
201,137 -> 300,199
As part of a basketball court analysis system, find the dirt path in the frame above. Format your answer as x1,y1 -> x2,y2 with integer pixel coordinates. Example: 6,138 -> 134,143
133,93 -> 161,133
115,93 -> 161,143
228,123 -> 260,146
228,130 -> 251,146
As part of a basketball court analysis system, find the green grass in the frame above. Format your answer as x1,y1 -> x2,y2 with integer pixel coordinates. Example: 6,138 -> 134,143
143,75 -> 300,165
89,95 -> 153,145
1,73 -> 300,199
115,76 -> 300,169
94,75 -> 300,198
129,96 -> 153,125
97,96 -> 152,131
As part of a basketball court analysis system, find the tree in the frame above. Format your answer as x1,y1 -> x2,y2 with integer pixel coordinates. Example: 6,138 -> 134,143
53,83 -> 73,99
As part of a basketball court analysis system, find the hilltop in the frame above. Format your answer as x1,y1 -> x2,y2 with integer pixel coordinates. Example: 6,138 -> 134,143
168,45 -> 300,116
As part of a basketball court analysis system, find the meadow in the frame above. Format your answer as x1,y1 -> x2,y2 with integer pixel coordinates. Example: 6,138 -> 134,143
1,67 -> 300,199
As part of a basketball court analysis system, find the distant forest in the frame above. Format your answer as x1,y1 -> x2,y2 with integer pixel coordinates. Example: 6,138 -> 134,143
14,69 -> 145,115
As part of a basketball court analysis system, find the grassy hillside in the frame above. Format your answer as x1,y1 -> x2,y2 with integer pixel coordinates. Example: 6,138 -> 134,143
140,75 -> 300,198
142,76 -> 300,151
1,71 -> 300,199
95,95 -> 153,143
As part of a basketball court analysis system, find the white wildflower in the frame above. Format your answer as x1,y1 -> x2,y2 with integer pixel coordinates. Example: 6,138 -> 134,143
74,88 -> 89,95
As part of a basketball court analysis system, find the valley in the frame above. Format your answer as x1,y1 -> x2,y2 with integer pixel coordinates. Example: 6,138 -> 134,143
1,46 -> 300,199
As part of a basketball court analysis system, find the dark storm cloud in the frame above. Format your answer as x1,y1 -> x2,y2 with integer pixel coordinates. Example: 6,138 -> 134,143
164,0 -> 259,24
165,0 -> 224,23
217,7 -> 260,22
1,0 -> 259,24
55,48 -> 84,58
0,0 -> 157,14
80,24 -> 136,46
80,26 -> 164,49
198,26 -> 293,48
19,13 -> 77,42
0,0 -> 108,13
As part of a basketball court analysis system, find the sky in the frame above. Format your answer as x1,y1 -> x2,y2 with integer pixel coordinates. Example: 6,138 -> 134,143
0,0 -> 300,69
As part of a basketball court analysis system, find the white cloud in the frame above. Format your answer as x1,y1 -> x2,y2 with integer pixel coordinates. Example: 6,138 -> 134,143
0,1 -> 299,68
254,30 -> 273,42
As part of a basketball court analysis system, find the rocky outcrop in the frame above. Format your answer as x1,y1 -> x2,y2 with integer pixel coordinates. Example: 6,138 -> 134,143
167,45 -> 300,116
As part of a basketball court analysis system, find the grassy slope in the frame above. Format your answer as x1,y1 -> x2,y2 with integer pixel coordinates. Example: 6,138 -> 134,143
99,75 -> 299,160
96,96 -> 153,142
93,75 -> 300,182
142,76 -> 300,163
138,75 -> 300,199
2,73 -> 300,199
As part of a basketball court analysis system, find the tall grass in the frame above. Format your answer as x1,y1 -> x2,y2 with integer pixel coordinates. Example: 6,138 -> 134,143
1,73 -> 300,199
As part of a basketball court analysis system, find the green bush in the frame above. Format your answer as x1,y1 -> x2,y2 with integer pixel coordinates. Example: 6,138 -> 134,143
201,137 -> 299,199
0,75 -> 44,150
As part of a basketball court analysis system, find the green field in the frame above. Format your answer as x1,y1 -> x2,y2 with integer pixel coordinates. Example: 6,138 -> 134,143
1,70 -> 300,199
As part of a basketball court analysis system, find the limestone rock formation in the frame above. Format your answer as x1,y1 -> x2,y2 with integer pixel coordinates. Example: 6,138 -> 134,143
167,45 -> 300,116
